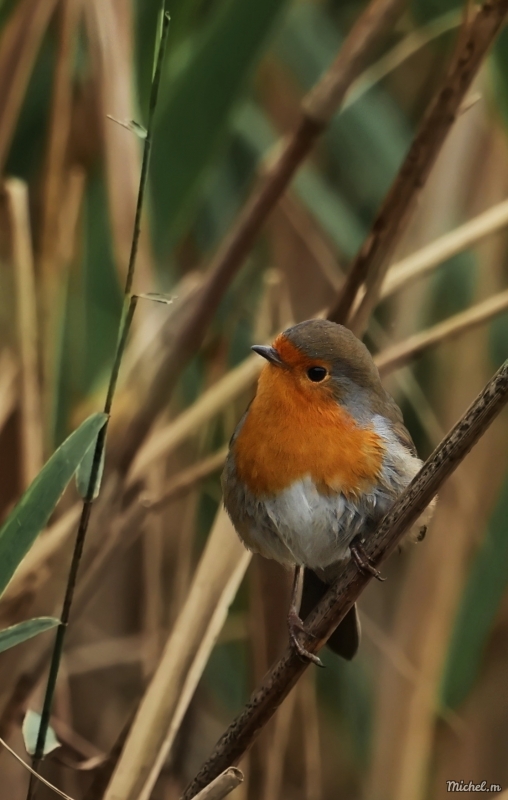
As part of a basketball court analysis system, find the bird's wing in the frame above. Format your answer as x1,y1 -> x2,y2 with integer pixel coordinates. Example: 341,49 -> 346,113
379,390 -> 418,457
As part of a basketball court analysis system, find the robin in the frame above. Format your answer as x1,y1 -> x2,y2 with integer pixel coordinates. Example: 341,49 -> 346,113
222,319 -> 432,664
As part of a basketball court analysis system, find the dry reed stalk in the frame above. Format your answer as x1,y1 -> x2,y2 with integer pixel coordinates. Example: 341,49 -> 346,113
0,0 -> 59,170
143,447 -> 228,511
381,198 -> 508,301
115,0 -> 404,472
65,634 -> 143,677
227,759 -> 249,800
169,490 -> 200,624
128,355 -> 260,481
328,0 -> 508,331
142,465 -> 165,678
287,186 -> 508,317
343,9 -> 461,110
192,768 -> 244,800
279,196 -> 342,291
261,689 -> 299,800
375,288 -> 508,376
37,0 -> 81,429
85,0 -> 153,289
182,358 -> 508,798
0,350 -> 18,435
101,509 -> 251,800
360,612 -> 425,686
299,673 -> 322,800
4,179 -> 44,487
38,0 -> 81,281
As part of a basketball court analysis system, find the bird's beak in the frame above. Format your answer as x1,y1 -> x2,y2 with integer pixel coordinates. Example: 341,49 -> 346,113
251,345 -> 285,367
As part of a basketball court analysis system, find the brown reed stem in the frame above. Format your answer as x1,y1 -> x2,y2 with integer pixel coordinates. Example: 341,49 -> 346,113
327,0 -> 508,332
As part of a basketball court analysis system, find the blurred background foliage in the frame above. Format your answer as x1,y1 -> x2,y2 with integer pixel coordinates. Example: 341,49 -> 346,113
0,0 -> 508,798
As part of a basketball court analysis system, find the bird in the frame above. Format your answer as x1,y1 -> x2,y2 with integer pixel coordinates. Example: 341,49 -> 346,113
222,319 -> 433,664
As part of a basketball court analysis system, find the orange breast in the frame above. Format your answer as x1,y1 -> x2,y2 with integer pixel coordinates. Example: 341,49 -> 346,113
234,364 -> 385,498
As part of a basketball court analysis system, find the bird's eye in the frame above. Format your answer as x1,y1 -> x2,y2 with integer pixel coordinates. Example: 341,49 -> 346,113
307,366 -> 327,382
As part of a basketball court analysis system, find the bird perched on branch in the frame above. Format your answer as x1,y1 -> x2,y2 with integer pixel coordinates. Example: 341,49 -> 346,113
222,319 -> 432,664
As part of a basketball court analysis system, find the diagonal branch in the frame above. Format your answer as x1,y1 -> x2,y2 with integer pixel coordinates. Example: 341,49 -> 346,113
182,357 -> 508,799
327,0 -> 508,331
114,0 -> 404,473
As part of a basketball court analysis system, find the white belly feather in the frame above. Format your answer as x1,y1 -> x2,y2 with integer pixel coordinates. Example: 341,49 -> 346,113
261,475 -> 389,569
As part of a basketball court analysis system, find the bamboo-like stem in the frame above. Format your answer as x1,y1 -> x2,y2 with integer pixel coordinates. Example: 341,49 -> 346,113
182,358 -> 508,799
327,0 -> 508,331
26,8 -> 170,794
115,0 -> 405,473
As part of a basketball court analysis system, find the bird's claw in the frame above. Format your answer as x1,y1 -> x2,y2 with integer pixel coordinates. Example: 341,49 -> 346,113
287,610 -> 323,667
350,538 -> 386,582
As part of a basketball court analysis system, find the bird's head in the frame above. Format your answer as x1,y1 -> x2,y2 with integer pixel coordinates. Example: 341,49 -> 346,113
252,319 -> 382,419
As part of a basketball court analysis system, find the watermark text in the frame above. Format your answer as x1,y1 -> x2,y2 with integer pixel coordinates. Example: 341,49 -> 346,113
447,781 -> 502,793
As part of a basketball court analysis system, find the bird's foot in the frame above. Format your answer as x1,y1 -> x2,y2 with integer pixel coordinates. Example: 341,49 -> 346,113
350,537 -> 386,582
287,609 -> 323,667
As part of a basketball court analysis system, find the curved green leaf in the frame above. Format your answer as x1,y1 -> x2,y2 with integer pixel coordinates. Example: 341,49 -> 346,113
0,617 -> 59,654
0,412 -> 107,598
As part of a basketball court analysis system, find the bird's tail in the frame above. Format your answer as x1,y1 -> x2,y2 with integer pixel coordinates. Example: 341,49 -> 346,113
300,568 -> 360,660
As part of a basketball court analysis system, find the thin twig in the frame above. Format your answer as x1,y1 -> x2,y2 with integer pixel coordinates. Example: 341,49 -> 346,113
380,198 -> 508,300
327,0 -> 508,331
0,737 -> 75,800
26,7 -> 170,794
375,288 -> 508,376
115,0 -> 405,473
182,359 -> 508,798
343,9 -> 461,110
